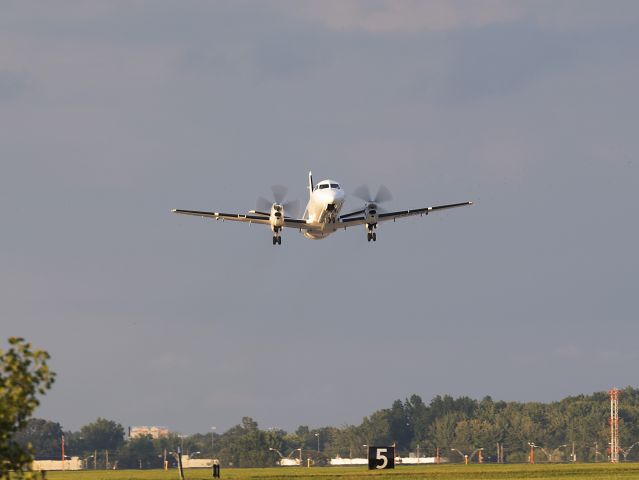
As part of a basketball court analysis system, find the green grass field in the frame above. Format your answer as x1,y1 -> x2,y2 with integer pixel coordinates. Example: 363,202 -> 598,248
41,463 -> 639,480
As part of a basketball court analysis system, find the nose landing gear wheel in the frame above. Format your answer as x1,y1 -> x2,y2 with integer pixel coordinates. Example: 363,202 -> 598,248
273,236 -> 282,245
367,232 -> 372,242
372,232 -> 377,242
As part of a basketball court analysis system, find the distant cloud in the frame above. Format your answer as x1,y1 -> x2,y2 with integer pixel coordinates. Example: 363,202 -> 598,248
554,344 -> 581,359
441,25 -> 574,102
0,70 -> 30,102
288,0 -> 523,33
284,0 -> 639,33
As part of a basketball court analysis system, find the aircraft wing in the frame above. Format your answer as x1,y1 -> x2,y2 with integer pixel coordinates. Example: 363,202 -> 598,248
338,201 -> 473,227
172,209 -> 312,229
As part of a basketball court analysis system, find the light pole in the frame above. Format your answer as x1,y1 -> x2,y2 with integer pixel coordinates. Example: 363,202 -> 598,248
450,448 -> 468,464
269,447 -> 284,464
277,448 -> 304,465
540,445 -> 567,463
593,442 -> 603,462
621,442 -> 639,462
268,448 -> 288,458
178,434 -> 186,453
451,447 -> 483,464
471,448 -> 484,463
268,447 -> 303,465
83,455 -> 94,470
315,433 -> 320,453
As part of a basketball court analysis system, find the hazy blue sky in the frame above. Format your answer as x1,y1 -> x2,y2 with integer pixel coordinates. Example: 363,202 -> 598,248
2,1 -> 638,434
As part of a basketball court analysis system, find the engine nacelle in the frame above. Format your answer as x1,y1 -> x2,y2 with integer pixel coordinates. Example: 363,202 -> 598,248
270,203 -> 284,230
364,204 -> 378,226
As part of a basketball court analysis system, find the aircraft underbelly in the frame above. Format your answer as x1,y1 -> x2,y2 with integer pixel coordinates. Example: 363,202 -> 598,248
302,198 -> 343,240
303,230 -> 331,240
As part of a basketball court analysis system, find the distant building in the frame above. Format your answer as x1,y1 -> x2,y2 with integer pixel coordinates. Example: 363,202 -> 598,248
129,426 -> 169,439
329,457 -> 368,466
32,457 -> 82,471
182,455 -> 214,469
399,456 -> 449,464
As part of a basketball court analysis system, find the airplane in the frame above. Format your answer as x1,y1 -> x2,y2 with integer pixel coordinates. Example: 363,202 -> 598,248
172,171 -> 473,245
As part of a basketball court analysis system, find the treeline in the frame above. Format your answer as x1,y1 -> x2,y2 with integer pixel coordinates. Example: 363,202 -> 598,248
19,387 -> 639,467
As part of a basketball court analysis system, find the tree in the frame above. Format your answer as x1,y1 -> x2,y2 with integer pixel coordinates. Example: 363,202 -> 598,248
388,399 -> 412,453
0,337 -> 55,477
79,418 -> 125,453
428,413 -> 458,451
118,436 -> 159,469
214,418 -> 273,468
14,419 -> 63,460
404,394 -> 430,448
359,410 -> 391,446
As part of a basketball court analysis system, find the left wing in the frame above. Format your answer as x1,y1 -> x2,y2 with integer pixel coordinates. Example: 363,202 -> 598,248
172,209 -> 311,229
338,201 -> 473,227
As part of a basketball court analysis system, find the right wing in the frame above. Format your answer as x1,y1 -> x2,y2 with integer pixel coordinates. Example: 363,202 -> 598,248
338,201 -> 473,227
377,201 -> 474,222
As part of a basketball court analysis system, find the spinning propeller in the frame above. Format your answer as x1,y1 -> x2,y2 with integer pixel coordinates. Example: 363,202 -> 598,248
352,184 -> 393,207
350,185 -> 393,242
256,185 -> 300,218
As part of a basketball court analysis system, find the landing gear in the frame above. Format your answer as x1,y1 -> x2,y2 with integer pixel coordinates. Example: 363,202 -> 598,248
272,228 -> 282,246
366,224 -> 377,242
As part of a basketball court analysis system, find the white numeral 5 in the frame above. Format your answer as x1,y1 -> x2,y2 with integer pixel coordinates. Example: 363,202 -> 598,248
376,448 -> 388,469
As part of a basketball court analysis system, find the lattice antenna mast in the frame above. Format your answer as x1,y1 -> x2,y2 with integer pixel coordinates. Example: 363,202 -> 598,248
609,388 -> 620,463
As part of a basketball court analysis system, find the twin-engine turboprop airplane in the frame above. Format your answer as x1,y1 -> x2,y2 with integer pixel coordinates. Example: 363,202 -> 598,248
172,172 -> 472,245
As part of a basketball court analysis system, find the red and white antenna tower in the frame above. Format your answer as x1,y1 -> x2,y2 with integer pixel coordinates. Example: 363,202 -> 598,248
609,388 -> 620,463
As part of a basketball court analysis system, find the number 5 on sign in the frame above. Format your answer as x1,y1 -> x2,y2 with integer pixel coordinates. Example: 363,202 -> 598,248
368,446 -> 395,470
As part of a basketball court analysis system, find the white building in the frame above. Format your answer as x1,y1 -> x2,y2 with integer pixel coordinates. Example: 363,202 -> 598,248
329,457 -> 368,466
399,456 -> 449,464
130,426 -> 169,439
32,457 -> 82,471
181,455 -> 214,468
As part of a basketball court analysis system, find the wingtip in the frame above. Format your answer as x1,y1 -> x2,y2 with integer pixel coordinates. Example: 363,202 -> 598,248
171,209 -> 178,213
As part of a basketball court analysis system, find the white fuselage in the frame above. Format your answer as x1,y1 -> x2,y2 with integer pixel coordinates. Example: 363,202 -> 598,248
303,179 -> 346,239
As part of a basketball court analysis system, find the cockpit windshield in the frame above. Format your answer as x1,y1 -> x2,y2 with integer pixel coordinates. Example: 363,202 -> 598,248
314,182 -> 340,191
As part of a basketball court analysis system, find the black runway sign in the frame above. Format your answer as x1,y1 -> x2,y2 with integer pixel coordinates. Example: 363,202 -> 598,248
368,446 -> 395,470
